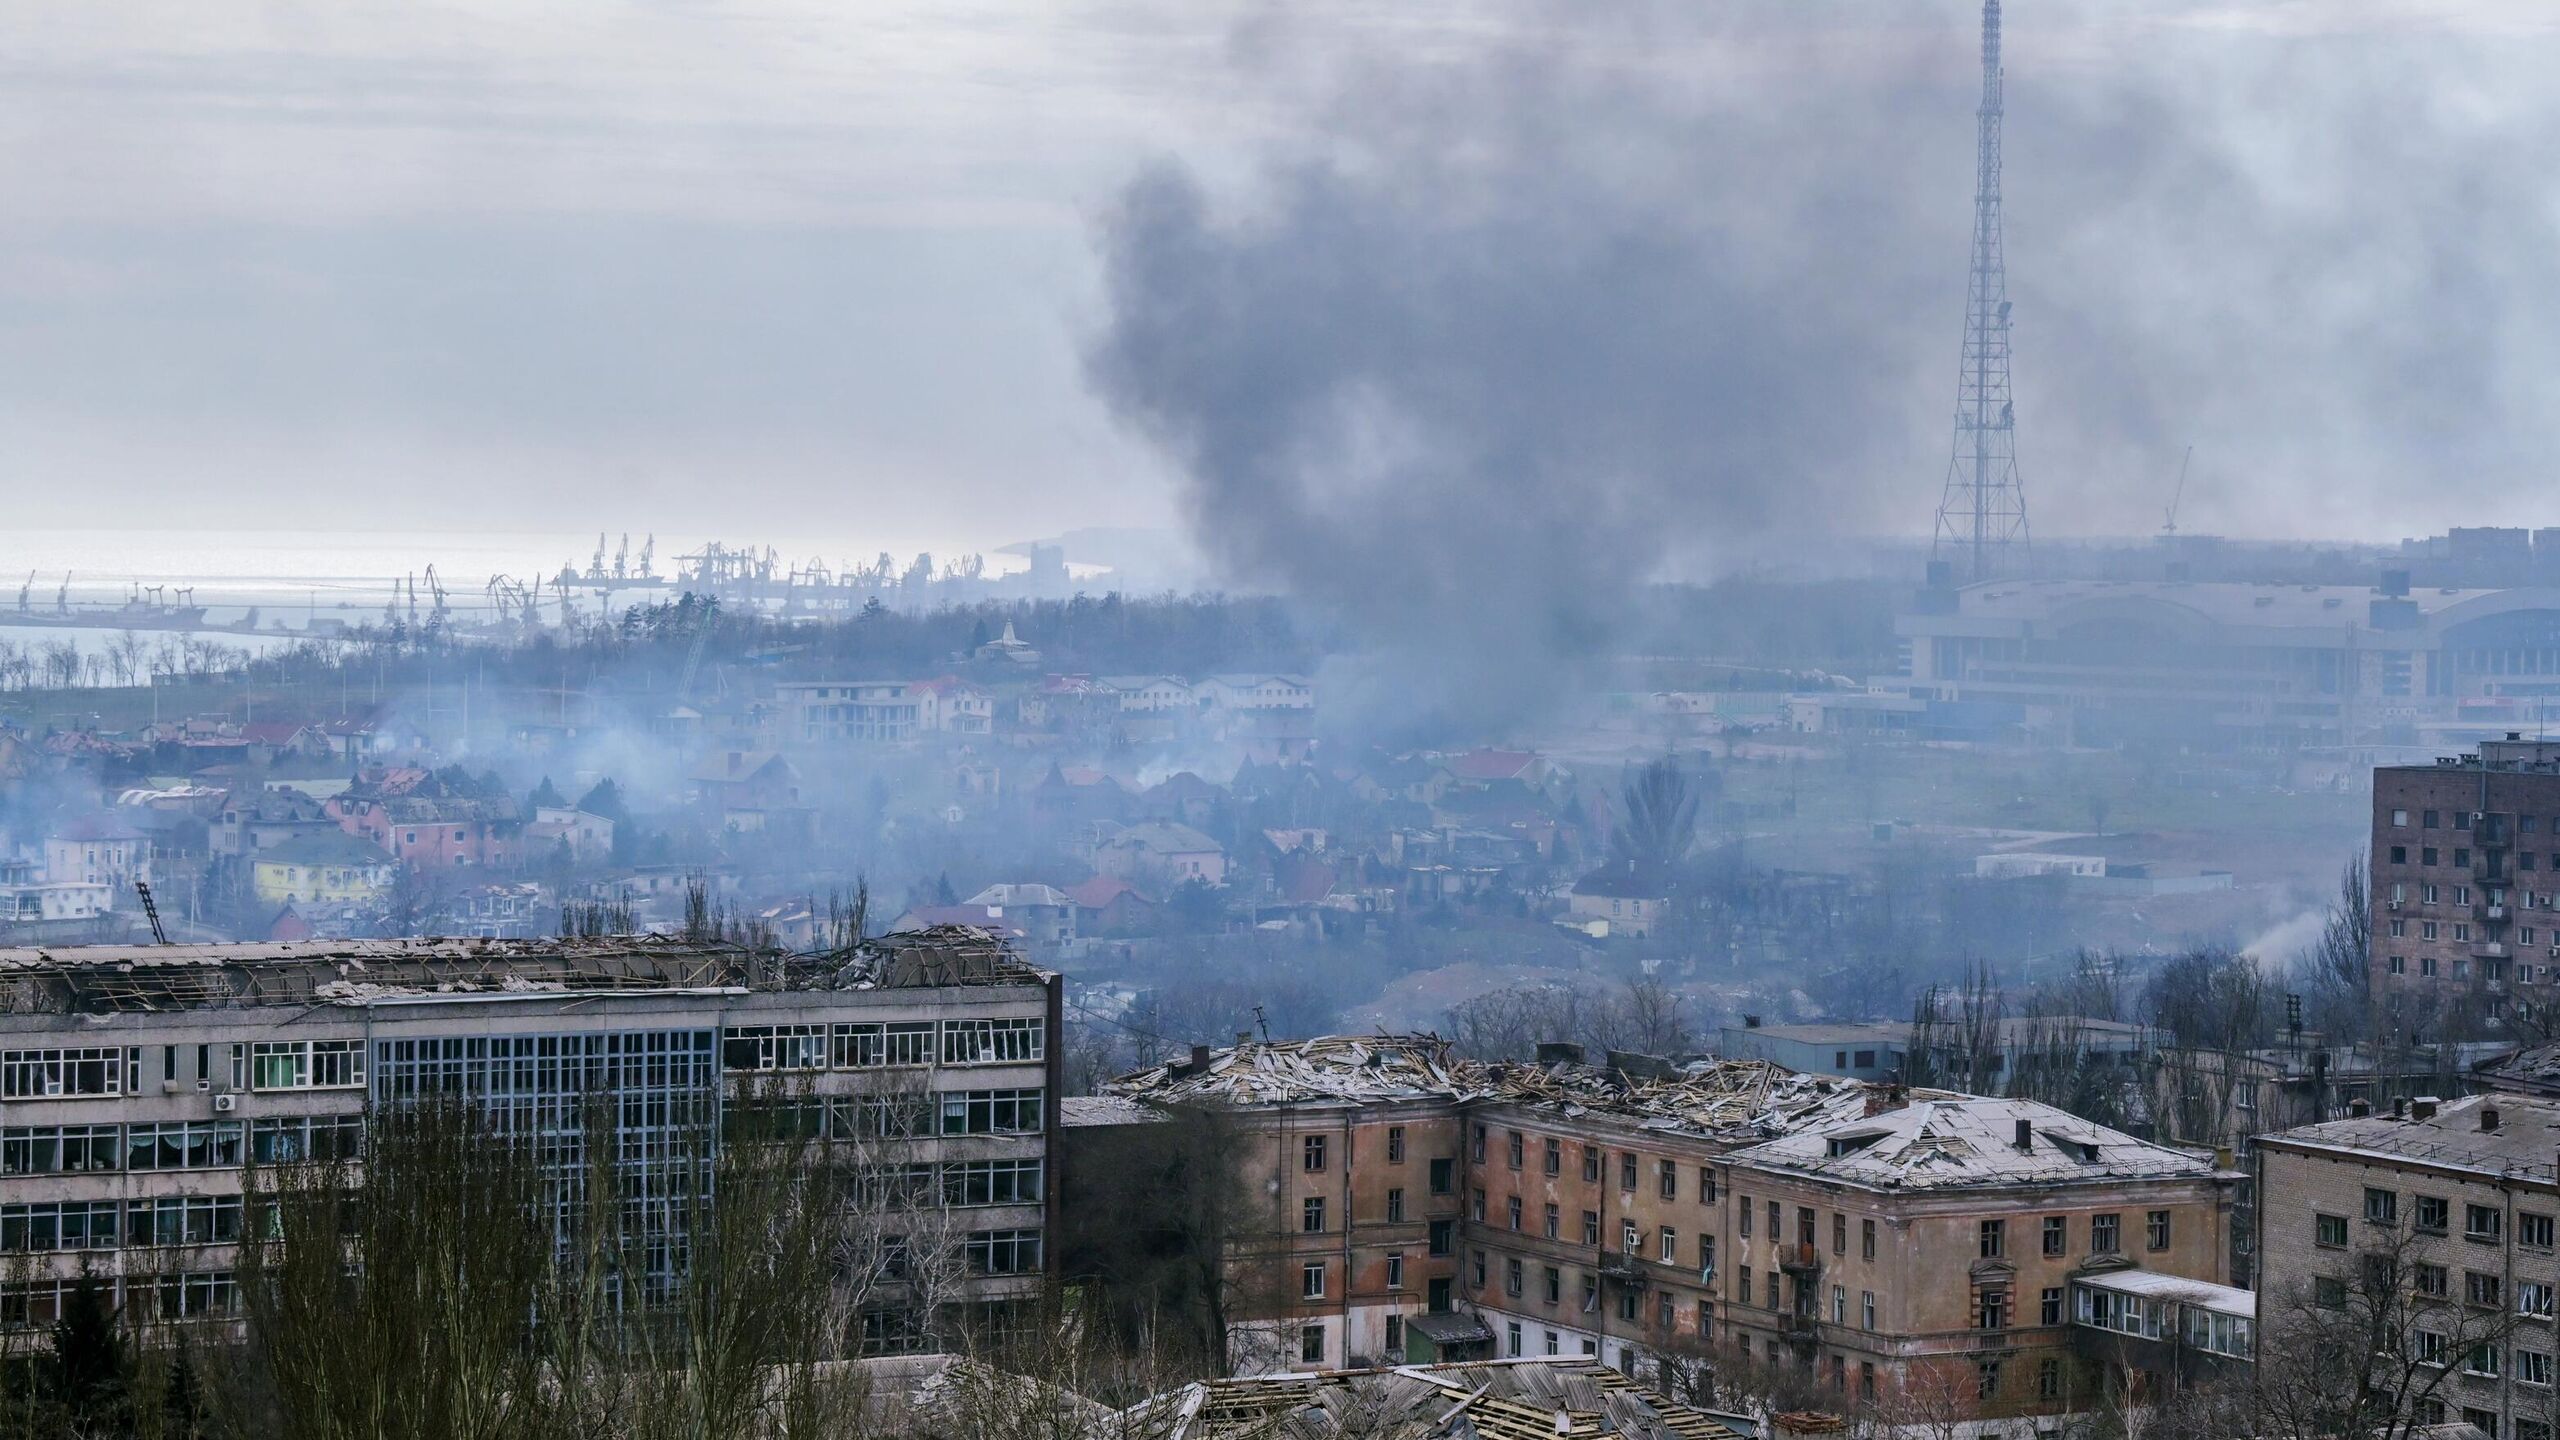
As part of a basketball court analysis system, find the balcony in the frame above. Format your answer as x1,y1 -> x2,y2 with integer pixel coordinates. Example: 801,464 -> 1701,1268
1777,1241 -> 1822,1275
1780,1314 -> 1821,1348
1598,1252 -> 1650,1288
2481,904 -> 2509,923
2475,942 -> 2510,960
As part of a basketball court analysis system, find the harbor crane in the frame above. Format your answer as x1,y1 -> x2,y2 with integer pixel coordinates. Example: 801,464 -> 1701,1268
2161,445 -> 2194,537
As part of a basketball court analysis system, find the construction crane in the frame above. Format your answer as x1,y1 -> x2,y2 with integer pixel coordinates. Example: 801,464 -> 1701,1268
2161,445 -> 2194,537
637,535 -> 655,580
15,572 -> 30,614
134,881 -> 169,944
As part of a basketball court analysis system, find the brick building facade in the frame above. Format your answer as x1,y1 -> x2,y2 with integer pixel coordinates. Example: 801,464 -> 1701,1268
2372,737 -> 2560,1029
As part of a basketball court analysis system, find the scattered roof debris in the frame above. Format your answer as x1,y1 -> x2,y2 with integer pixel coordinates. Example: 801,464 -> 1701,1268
0,925 -> 1048,1015
1129,1358 -> 1746,1440
1105,1034 -> 1950,1146
1730,1096 -> 2222,1190
1107,1035 -> 1478,1108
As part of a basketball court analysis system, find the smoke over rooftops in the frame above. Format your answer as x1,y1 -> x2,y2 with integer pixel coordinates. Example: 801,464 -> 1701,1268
1086,0 -> 2560,737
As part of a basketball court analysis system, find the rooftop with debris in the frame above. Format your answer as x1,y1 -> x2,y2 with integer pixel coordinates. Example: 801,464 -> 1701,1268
1730,1095 -> 2224,1191
2257,1091 -> 2560,1184
1129,1358 -> 1745,1440
1105,1034 -> 1944,1145
0,924 -> 1048,1014
1107,1035 -> 1476,1107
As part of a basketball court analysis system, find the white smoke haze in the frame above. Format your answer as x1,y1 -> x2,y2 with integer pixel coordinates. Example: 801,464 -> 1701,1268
1087,0 -> 2560,736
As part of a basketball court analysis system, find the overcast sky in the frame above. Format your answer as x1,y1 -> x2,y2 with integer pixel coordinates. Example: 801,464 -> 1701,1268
6,1 -> 2559,559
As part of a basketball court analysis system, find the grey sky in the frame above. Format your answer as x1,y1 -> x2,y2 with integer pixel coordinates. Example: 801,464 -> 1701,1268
5,1 -> 2558,552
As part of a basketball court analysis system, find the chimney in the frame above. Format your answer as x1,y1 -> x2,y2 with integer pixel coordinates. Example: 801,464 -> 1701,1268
1863,1086 -> 1908,1119
2347,1098 -> 2372,1118
1188,1043 -> 1211,1071
2413,1095 -> 2440,1121
2392,1095 -> 2409,1119
2483,1106 -> 2503,1134
2013,1118 -> 2034,1152
726,750 -> 743,775
1743,1014 -> 1762,1029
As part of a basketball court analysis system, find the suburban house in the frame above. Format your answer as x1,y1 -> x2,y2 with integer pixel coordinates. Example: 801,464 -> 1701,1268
1567,860 -> 1671,939
963,883 -> 1079,946
250,831 -> 399,908
1094,822 -> 1229,889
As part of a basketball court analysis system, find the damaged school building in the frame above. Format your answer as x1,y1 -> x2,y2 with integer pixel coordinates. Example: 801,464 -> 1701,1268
0,927 -> 1060,1347
1078,1035 -> 2239,1429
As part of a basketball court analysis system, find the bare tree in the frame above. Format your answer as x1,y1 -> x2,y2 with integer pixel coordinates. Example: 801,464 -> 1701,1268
2299,851 -> 2372,1039
2251,1219 -> 2525,1440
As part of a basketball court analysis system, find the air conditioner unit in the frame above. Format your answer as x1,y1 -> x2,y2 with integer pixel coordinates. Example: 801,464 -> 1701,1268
194,1079 -> 211,1092
160,1080 -> 181,1094
211,1094 -> 237,1113
2388,900 -> 2402,911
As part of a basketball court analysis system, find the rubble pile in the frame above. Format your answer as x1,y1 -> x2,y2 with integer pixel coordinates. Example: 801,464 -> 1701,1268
1108,1034 -> 1491,1106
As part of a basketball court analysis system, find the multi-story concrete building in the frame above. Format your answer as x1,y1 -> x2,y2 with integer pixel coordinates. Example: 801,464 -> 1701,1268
2256,1091 -> 2560,1440
1893,574 -> 2560,751
1717,1095 -> 2236,1425
776,678 -> 991,744
1082,1036 -> 1471,1372
0,927 -> 1059,1348
2371,735 -> 2560,1027
1098,1036 -> 2238,1429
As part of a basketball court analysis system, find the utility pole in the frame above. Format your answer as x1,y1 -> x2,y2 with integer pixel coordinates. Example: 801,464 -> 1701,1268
1931,0 -> 2031,584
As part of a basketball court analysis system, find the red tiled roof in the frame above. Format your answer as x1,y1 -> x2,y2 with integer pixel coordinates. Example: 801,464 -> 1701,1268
1442,748 -> 1539,782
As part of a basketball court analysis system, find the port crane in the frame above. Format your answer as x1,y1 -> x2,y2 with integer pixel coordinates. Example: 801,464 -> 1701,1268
2161,445 -> 2194,537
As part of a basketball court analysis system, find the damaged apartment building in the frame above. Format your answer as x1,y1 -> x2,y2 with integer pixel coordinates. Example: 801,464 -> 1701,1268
0,926 -> 1059,1350
1084,1036 -> 2238,1426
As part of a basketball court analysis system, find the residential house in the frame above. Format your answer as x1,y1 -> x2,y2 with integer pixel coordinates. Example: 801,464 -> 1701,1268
326,770 -> 522,871
1094,822 -> 1228,890
209,786 -> 340,859
249,832 -> 398,908
43,814 -> 150,902
1140,772 -> 1227,831
239,722 -> 324,765
524,806 -> 615,864
1198,675 -> 1315,713
1065,875 -> 1158,936
0,857 -> 111,926
686,750 -> 803,818
1567,861 -> 1669,939
963,884 -> 1078,946
1098,676 -> 1195,713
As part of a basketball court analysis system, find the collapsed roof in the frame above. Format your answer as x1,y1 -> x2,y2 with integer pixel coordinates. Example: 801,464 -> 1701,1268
1729,1095 -> 2222,1191
0,925 -> 1047,1014
1131,1358 -> 1745,1440
1104,1034 -> 1927,1145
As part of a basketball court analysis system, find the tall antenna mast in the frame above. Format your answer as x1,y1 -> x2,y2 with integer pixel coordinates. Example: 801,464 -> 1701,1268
1931,0 -> 2030,583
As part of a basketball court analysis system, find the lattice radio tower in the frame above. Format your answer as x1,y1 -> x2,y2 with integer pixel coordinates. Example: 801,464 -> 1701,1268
1931,0 -> 2030,583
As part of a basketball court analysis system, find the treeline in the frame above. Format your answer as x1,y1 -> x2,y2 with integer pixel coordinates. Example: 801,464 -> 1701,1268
234,591 -> 1317,700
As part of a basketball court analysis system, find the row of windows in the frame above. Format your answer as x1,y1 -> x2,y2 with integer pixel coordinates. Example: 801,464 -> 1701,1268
722,1088 -> 1044,1141
2386,807 -> 2560,833
1732,1197 -> 2156,1261
1,1196 -> 244,1252
1978,1211 -> 2172,1258
849,1159 -> 1043,1208
721,1018 -> 1044,1073
2342,1190 -> 2554,1246
1470,1126 -> 1718,1205
2,1117 -> 365,1175
0,1272 -> 236,1331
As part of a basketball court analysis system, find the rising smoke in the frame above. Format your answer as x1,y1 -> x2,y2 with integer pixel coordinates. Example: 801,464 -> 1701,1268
1085,1 -> 2560,739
